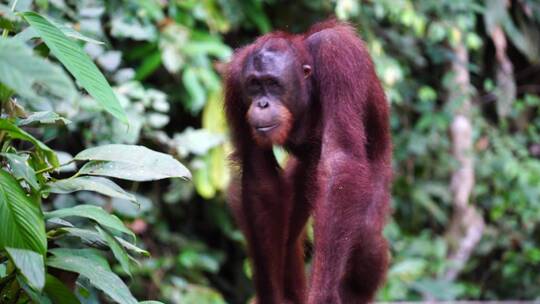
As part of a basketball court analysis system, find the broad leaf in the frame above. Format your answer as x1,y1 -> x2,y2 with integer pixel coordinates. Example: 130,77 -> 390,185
43,274 -> 80,304
6,247 -> 45,291
49,248 -> 110,268
0,119 -> 59,167
47,176 -> 137,202
22,12 -> 128,123
44,205 -> 134,240
96,226 -> 131,275
0,169 -> 47,254
47,250 -> 138,304
0,38 -> 77,102
1,153 -> 39,190
75,144 -> 191,181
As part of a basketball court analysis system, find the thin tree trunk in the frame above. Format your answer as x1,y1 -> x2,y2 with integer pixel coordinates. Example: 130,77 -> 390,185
442,38 -> 485,282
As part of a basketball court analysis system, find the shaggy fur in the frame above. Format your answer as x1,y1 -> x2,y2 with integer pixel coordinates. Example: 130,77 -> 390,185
224,19 -> 392,304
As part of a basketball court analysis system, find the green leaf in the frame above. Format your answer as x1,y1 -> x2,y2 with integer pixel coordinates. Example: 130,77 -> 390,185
22,12 -> 128,123
242,0 -> 271,33
74,144 -> 191,181
57,227 -> 149,256
49,248 -> 110,268
182,67 -> 206,113
118,238 -> 149,257
0,119 -> 59,167
6,247 -> 45,291
0,38 -> 77,102
192,156 -> 216,199
134,50 -> 161,81
0,153 -> 39,190
44,205 -> 134,240
18,111 -> 71,126
55,227 -> 108,248
43,274 -> 80,304
47,250 -> 137,304
96,226 -> 131,276
14,23 -> 104,45
46,176 -> 137,202
111,195 -> 152,218
51,21 -> 104,45
0,169 -> 47,254
183,40 -> 232,59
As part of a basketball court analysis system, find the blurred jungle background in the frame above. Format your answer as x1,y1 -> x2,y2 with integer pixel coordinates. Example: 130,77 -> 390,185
1,0 -> 540,303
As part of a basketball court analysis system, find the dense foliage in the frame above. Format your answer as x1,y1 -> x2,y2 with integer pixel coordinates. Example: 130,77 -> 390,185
0,0 -> 539,303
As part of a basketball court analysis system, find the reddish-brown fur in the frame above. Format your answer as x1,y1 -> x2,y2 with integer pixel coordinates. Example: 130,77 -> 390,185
224,19 -> 392,304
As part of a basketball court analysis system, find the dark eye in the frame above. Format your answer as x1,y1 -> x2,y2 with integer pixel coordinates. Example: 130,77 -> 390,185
266,78 -> 279,88
265,78 -> 282,94
247,79 -> 262,94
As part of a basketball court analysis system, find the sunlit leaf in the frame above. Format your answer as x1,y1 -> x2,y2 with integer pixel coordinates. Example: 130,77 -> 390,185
47,176 -> 137,202
192,156 -> 216,199
74,144 -> 191,181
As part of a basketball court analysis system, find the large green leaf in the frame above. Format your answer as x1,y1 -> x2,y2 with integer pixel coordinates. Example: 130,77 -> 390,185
0,38 -> 77,102
22,12 -> 128,123
0,169 -> 47,254
49,248 -> 110,268
47,250 -> 137,304
44,205 -> 134,240
46,176 -> 136,202
0,119 -> 59,167
6,247 -> 45,291
75,144 -> 191,181
96,226 -> 131,276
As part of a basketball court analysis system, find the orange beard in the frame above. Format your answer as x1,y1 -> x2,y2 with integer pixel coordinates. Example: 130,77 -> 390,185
248,105 -> 293,147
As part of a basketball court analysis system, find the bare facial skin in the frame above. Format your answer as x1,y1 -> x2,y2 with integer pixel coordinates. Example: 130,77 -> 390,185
246,102 -> 292,146
243,41 -> 309,147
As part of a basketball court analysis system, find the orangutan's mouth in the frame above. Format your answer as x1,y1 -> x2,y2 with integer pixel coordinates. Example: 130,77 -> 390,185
255,124 -> 279,132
